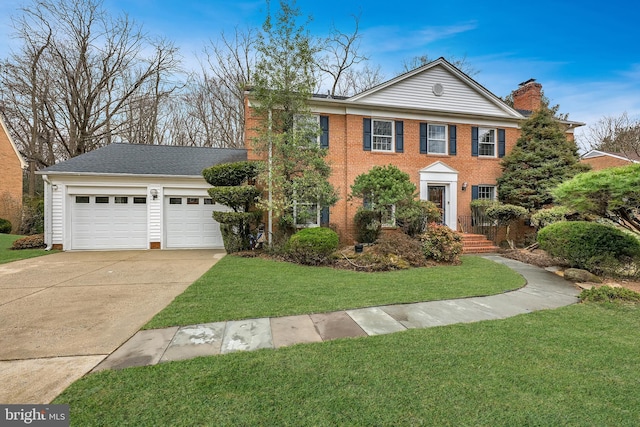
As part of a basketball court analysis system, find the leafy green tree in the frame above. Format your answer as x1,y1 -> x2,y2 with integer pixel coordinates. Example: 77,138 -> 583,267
552,163 -> 640,234
350,164 -> 416,226
203,161 -> 262,252
251,0 -> 337,242
497,106 -> 589,211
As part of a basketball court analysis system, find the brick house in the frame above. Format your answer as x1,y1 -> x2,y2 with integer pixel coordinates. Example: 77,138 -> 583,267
0,114 -> 26,230
245,58 -> 582,243
580,150 -> 640,171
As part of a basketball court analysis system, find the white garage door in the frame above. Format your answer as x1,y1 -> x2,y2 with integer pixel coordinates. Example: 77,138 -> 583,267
165,197 -> 227,249
71,195 -> 148,250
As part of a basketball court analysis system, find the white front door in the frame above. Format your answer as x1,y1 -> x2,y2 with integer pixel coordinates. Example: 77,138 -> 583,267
164,196 -> 227,249
419,162 -> 459,231
71,195 -> 148,250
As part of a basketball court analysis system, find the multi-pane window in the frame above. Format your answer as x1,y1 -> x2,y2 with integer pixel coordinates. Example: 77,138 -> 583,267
477,185 -> 496,200
427,124 -> 446,154
187,198 -> 199,205
294,202 -> 320,227
294,114 -> 320,146
372,119 -> 393,152
114,196 -> 128,204
478,128 -> 496,157
95,196 -> 109,204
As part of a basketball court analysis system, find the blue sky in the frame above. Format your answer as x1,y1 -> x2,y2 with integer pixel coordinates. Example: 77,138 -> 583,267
1,0 -> 638,145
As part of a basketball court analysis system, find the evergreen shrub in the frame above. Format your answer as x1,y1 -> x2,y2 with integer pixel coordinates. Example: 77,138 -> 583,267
0,218 -> 11,234
354,208 -> 381,243
286,227 -> 339,265
537,221 -> 640,271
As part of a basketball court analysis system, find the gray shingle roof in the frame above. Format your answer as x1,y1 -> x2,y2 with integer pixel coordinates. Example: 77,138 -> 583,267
39,143 -> 248,176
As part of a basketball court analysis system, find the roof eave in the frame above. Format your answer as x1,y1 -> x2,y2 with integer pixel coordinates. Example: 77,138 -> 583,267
35,171 -> 208,179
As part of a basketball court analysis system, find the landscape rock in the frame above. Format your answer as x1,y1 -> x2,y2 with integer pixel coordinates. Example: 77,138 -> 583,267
563,268 -> 602,283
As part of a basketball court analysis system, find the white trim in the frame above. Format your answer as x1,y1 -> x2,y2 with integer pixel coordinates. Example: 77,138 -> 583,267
581,150 -> 640,163
419,161 -> 458,230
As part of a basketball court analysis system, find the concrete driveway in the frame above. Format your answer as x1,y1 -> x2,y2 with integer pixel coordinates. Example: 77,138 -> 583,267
0,250 -> 224,404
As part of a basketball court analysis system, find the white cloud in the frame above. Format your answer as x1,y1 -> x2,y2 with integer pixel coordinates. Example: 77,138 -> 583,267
361,21 -> 478,54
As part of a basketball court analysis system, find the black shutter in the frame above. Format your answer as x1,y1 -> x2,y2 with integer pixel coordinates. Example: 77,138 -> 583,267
472,127 -> 479,157
471,185 -> 479,200
363,118 -> 371,151
498,128 -> 506,158
320,206 -> 329,225
320,116 -> 329,148
395,121 -> 404,153
449,125 -> 457,155
420,123 -> 427,154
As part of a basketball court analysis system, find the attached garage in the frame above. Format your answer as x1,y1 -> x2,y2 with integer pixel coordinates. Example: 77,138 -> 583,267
164,196 -> 229,249
39,143 -> 247,251
71,194 -> 148,250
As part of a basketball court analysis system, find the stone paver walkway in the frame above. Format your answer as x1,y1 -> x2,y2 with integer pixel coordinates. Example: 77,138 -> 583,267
93,255 -> 580,372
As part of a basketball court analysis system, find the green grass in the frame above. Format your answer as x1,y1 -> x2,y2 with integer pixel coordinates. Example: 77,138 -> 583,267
56,303 -> 640,426
0,234 -> 53,264
144,255 -> 525,329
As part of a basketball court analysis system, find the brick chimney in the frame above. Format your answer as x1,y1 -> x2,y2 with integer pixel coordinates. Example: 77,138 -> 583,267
512,79 -> 542,112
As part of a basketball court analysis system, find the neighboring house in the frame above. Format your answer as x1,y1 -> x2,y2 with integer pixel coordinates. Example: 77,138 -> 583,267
580,149 -> 640,171
0,114 -> 27,229
245,57 -> 582,242
38,144 -> 246,250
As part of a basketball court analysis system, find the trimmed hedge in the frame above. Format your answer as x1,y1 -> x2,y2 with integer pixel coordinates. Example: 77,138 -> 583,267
0,218 -> 11,234
354,208 -> 381,243
538,221 -> 640,271
202,161 -> 258,186
286,227 -> 339,265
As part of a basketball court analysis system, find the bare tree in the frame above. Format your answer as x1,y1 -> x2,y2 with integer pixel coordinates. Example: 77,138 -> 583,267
1,0 -> 181,172
400,53 -> 479,76
582,112 -> 640,157
196,27 -> 256,147
333,63 -> 385,96
316,14 -> 372,97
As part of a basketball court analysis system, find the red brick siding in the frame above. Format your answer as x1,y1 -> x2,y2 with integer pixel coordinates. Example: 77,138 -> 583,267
581,156 -> 633,171
0,126 -> 23,227
245,99 -> 574,242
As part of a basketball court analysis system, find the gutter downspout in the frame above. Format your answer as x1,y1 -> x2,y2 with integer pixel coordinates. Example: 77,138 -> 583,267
41,174 -> 53,251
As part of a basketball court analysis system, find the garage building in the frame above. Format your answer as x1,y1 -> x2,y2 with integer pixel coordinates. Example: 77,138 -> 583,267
39,143 -> 247,250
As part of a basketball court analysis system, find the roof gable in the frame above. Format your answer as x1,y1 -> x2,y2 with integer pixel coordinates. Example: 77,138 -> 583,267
39,143 -> 248,177
348,58 -> 522,119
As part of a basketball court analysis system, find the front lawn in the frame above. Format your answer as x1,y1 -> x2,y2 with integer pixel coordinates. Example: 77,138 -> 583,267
0,234 -> 53,264
144,255 -> 525,329
56,303 -> 640,426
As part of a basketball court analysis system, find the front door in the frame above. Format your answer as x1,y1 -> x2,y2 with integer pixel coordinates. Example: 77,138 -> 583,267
427,185 -> 446,225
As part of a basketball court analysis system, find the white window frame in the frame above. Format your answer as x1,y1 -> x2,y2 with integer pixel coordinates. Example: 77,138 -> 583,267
294,114 -> 321,146
294,200 -> 321,228
476,185 -> 497,201
427,124 -> 447,154
478,128 -> 496,157
363,197 -> 396,227
372,119 -> 394,152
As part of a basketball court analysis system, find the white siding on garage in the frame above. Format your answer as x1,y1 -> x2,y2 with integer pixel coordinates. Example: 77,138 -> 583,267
71,195 -> 147,250
165,196 -> 228,249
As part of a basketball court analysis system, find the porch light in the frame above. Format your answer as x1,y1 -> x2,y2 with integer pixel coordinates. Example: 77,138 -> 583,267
150,189 -> 158,200
461,182 -> 468,191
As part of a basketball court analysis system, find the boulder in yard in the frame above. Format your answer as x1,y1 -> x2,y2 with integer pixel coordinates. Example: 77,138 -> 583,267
563,268 -> 602,283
